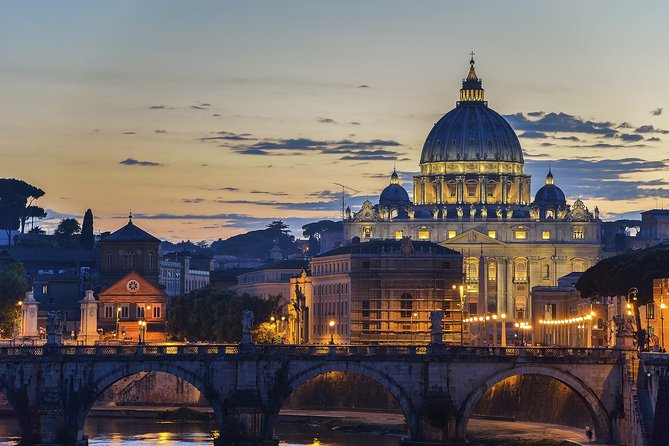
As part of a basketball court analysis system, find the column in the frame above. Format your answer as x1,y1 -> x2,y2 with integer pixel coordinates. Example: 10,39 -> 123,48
500,175 -> 507,204
440,177 -> 445,204
79,289 -> 99,345
478,175 -> 485,203
21,291 -> 39,338
497,258 -> 507,315
456,175 -> 464,203
478,256 -> 486,315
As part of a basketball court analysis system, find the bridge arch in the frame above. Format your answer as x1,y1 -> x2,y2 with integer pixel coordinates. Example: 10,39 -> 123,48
457,364 -> 611,442
75,361 -> 224,439
268,361 -> 418,440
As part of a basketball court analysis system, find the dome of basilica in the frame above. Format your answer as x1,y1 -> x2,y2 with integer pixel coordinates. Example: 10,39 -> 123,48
379,168 -> 411,207
420,57 -> 523,165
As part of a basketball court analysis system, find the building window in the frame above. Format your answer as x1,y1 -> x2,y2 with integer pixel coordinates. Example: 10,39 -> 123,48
148,252 -> 154,270
362,226 -> 373,238
104,305 -> 113,319
648,302 -> 655,320
394,230 -> 404,239
573,226 -> 584,239
107,253 -> 112,270
487,262 -> 497,281
124,251 -> 136,269
514,230 -> 527,240
400,293 -> 413,318
137,304 -> 146,318
153,305 -> 162,318
418,230 -> 430,240
542,230 -> 551,240
487,230 -> 496,239
120,304 -> 130,319
42,284 -> 48,294
448,230 -> 457,239
514,261 -> 527,281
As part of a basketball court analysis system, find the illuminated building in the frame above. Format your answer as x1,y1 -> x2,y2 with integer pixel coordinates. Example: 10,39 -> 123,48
292,238 -> 463,344
344,56 -> 602,323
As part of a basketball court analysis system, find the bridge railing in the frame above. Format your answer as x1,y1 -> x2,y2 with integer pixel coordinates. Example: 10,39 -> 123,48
0,344 -> 622,360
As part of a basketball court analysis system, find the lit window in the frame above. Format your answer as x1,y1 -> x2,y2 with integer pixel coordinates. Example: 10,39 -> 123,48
573,226 -> 584,239
395,230 -> 403,239
487,230 -> 496,239
542,230 -> 551,240
137,304 -> 146,318
418,231 -> 430,240
42,284 -> 48,294
514,231 -> 527,240
104,305 -> 113,318
153,305 -> 162,318
448,230 -> 457,239
362,226 -> 373,238
120,305 -> 129,319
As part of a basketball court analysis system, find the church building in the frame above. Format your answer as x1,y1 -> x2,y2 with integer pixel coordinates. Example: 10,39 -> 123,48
344,57 -> 602,324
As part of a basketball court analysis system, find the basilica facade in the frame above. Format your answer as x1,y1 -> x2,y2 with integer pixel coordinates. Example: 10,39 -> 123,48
343,57 -> 602,323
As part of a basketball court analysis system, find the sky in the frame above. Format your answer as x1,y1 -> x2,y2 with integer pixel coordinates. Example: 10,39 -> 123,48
2,1 -> 669,242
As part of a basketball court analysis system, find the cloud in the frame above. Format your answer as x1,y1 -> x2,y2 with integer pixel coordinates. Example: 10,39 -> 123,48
119,158 -> 164,167
198,131 -> 256,142
217,136 -> 405,160
250,190 -> 289,196
190,105 -> 208,110
651,108 -> 663,116
358,84 -> 369,88
617,122 -> 633,129
647,137 -> 661,142
155,129 -> 167,134
350,122 -> 361,125
527,111 -> 545,117
212,113 -> 221,117
553,135 -> 580,141
316,117 -> 337,124
504,112 -> 615,135
148,105 -> 171,110
182,198 -> 205,204
635,125 -> 669,134
527,158 -> 669,201
519,131 -> 547,139
619,134 -> 644,142
121,131 -> 137,135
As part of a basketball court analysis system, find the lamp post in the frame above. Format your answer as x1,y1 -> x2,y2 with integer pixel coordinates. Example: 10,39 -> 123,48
661,301 -> 666,351
500,313 -> 507,347
411,312 -> 418,344
328,320 -> 335,345
138,320 -> 146,344
116,306 -> 122,340
453,284 -> 465,345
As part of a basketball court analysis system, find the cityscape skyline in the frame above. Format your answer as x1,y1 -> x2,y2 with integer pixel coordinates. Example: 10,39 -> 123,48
2,1 -> 669,241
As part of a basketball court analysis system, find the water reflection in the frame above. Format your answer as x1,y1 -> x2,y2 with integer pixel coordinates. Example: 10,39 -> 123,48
0,416 -> 401,446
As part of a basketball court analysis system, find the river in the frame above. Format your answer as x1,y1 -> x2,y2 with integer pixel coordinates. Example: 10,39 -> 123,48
0,416 -> 402,446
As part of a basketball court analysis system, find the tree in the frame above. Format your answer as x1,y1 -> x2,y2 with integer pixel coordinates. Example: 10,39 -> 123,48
0,263 -> 28,337
28,226 -> 45,235
267,220 -> 290,236
576,245 -> 669,350
168,287 -> 283,342
80,209 -> 94,249
0,178 -> 46,245
55,218 -> 81,238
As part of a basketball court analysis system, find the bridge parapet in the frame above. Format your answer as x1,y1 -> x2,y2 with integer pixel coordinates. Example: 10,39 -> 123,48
0,344 -> 622,363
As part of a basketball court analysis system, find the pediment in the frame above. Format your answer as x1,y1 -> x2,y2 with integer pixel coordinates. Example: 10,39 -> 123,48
100,271 -> 166,297
442,229 -> 506,246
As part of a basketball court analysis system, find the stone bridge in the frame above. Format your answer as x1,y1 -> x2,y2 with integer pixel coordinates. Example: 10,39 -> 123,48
0,344 -> 637,445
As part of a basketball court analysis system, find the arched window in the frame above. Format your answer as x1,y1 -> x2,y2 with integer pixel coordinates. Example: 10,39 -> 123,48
487,262 -> 497,282
542,263 -> 550,280
124,251 -> 136,269
400,292 -> 413,318
514,259 -> 527,281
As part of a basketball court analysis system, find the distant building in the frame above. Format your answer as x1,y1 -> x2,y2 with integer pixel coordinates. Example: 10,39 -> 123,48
641,210 -> 669,243
98,216 -> 167,341
99,214 -> 161,289
98,271 -> 167,341
159,252 -> 211,301
531,273 -> 607,347
292,238 -> 463,345
344,57 -> 602,324
213,255 -> 265,270
232,259 -> 309,303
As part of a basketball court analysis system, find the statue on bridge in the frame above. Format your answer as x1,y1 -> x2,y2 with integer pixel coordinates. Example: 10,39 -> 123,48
241,309 -> 254,345
430,311 -> 444,345
46,311 -> 65,346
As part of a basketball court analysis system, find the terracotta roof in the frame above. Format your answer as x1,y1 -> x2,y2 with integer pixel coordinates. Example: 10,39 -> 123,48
103,221 -> 160,243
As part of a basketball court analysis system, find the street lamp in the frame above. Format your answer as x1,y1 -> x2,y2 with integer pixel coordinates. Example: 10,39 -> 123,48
411,312 -> 418,344
116,306 -> 122,340
138,320 -> 146,344
500,313 -> 507,347
661,301 -> 666,351
328,320 -> 335,345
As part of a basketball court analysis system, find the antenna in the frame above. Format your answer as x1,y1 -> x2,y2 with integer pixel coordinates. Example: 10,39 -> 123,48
333,183 -> 361,220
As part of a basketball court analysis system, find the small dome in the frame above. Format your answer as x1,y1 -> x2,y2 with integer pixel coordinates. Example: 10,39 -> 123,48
380,168 -> 410,207
534,170 -> 566,205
